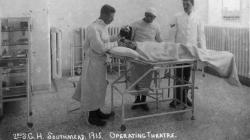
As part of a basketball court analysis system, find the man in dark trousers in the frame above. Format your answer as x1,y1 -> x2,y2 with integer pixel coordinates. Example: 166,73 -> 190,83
169,0 -> 206,107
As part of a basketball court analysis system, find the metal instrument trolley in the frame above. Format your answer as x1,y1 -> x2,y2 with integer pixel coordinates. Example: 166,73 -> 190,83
111,56 -> 197,131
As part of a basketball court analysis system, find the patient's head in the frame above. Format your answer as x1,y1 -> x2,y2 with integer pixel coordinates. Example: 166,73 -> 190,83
119,25 -> 132,40
118,25 -> 137,50
118,38 -> 137,50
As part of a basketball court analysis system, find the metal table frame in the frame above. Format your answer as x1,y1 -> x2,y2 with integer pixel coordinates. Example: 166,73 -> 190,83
111,56 -> 197,131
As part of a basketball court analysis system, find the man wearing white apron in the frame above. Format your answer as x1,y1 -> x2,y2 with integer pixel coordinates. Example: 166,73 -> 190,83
72,4 -> 118,127
130,8 -> 162,111
169,0 -> 206,107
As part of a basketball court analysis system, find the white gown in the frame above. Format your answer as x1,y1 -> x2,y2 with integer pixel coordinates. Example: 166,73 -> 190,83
72,19 -> 116,112
173,11 -> 206,49
130,19 -> 162,89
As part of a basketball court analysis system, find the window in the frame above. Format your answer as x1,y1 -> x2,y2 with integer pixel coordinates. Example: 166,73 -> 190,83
222,0 -> 241,20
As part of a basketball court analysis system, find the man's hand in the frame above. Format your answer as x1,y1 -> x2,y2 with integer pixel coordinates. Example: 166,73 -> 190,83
117,38 -> 137,50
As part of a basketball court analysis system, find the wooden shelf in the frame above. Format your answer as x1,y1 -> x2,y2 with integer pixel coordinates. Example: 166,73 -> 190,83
2,86 -> 27,98
2,85 -> 27,89
2,70 -> 27,75
3,95 -> 27,102
1,43 -> 29,46
1,28 -> 30,32
3,92 -> 27,99
1,67 -> 27,72
0,56 -> 27,60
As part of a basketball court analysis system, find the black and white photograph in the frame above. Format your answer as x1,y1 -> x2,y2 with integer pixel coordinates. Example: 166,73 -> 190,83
0,0 -> 249,139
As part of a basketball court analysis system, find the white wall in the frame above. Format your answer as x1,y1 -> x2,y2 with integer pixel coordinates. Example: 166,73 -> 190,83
195,0 -> 209,23
0,0 -> 210,91
208,0 -> 250,27
0,0 -> 51,91
48,0 -> 185,75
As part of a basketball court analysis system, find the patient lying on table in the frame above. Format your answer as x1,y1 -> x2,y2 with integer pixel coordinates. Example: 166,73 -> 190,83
111,26 -> 241,86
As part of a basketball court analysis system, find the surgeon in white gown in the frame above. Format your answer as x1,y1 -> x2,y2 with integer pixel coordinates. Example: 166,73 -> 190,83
72,4 -> 119,127
130,8 -> 163,111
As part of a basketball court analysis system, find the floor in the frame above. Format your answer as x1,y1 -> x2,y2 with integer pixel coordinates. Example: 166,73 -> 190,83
0,72 -> 250,140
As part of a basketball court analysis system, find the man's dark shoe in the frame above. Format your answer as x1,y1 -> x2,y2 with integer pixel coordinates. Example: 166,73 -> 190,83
140,95 -> 149,111
131,96 -> 140,110
169,100 -> 181,108
140,103 -> 149,111
181,93 -> 192,107
184,98 -> 192,107
96,109 -> 114,119
88,110 -> 106,127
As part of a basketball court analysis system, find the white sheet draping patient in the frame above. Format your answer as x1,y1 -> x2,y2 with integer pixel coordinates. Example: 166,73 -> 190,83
110,41 -> 241,86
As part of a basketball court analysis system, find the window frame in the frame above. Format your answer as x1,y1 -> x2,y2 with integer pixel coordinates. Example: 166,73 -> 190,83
222,0 -> 241,21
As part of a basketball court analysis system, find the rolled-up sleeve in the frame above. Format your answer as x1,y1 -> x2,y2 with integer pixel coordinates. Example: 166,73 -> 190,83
88,26 -> 117,54
130,22 -> 137,41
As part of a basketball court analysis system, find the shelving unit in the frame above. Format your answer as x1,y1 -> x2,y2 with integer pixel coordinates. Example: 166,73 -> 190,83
68,29 -> 84,87
70,45 -> 83,77
70,28 -> 85,77
0,17 -> 33,127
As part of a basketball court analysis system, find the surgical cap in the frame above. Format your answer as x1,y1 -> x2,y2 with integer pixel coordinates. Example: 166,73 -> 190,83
145,7 -> 157,17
